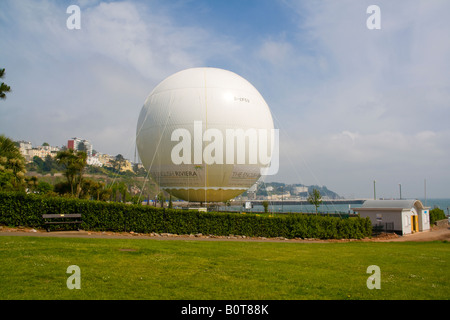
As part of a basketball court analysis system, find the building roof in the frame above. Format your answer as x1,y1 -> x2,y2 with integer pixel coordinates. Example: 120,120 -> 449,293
355,199 -> 427,211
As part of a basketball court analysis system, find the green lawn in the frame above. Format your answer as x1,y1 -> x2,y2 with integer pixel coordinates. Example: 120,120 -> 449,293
0,236 -> 448,300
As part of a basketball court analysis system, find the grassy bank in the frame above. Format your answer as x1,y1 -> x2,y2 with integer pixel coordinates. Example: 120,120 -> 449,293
0,236 -> 448,300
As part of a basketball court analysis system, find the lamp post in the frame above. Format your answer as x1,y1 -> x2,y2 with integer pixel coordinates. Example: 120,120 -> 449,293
373,180 -> 376,200
424,179 -> 427,207
399,183 -> 402,200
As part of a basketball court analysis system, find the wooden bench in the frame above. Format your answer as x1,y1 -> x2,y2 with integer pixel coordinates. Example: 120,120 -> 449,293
42,214 -> 83,232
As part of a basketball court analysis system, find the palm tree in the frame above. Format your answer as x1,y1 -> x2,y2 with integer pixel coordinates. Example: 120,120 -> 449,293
0,135 -> 27,191
89,180 -> 104,201
56,149 -> 76,195
74,151 -> 87,198
8,158 -> 26,189
0,135 -> 22,159
0,68 -> 11,100
56,149 -> 87,196
118,181 -> 128,202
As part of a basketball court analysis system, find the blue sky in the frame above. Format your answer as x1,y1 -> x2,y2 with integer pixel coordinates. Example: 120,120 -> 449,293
1,0 -> 450,198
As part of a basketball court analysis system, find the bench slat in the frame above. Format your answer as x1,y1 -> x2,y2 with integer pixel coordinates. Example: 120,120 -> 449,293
42,214 -> 82,218
42,214 -> 83,231
44,221 -> 82,225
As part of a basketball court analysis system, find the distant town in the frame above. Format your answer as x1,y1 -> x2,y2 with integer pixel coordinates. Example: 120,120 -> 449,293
14,136 -> 343,202
16,137 -> 142,174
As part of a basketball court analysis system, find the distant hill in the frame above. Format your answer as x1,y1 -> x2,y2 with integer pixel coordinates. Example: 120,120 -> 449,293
245,182 -> 342,199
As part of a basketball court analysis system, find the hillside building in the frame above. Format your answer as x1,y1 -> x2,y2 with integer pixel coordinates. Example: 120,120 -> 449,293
68,137 -> 93,156
16,141 -> 60,162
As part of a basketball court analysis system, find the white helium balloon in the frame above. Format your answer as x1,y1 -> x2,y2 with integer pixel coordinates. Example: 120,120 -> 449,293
136,67 -> 275,202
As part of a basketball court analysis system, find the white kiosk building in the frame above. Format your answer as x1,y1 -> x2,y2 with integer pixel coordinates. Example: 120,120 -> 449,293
353,200 -> 430,235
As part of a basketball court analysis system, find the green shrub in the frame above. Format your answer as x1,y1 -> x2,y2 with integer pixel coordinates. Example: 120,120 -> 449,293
430,208 -> 446,225
0,191 -> 372,239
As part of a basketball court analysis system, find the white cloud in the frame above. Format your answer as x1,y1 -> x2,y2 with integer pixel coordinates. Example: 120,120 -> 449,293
0,0 -> 239,158
262,1 -> 450,197
1,0 -> 449,198
274,127 -> 450,198
257,39 -> 296,68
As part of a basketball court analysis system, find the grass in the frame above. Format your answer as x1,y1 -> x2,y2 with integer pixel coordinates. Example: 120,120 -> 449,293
0,236 -> 449,300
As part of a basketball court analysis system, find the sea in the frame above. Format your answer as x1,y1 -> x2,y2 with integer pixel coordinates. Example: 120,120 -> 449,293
217,198 -> 450,215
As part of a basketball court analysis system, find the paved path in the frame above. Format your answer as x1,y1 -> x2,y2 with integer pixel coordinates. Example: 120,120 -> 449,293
372,226 -> 450,242
1,225 -> 449,243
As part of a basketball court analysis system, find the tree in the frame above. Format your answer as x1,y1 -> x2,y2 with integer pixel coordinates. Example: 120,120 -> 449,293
53,182 -> 71,196
112,154 -> 126,172
0,68 -> 11,100
430,208 -> 446,225
99,187 -> 112,201
56,149 -> 87,197
36,181 -> 54,194
89,180 -> 104,201
157,191 -> 165,207
73,152 -> 87,198
168,194 -> 173,208
56,150 -> 75,194
27,155 -> 60,174
108,183 -> 119,202
307,188 -> 322,214
118,181 -> 128,202
43,155 -> 55,173
0,135 -> 27,191
25,175 -> 39,192
79,179 -> 104,200
262,200 -> 269,213
77,141 -> 86,153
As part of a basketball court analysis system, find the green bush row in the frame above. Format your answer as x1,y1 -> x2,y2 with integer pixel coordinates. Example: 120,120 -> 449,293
0,192 -> 372,239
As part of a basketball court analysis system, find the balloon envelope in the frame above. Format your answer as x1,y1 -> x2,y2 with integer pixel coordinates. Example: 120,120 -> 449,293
136,67 -> 274,202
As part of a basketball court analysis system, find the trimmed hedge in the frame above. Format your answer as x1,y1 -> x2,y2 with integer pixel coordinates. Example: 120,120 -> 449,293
0,192 -> 372,239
